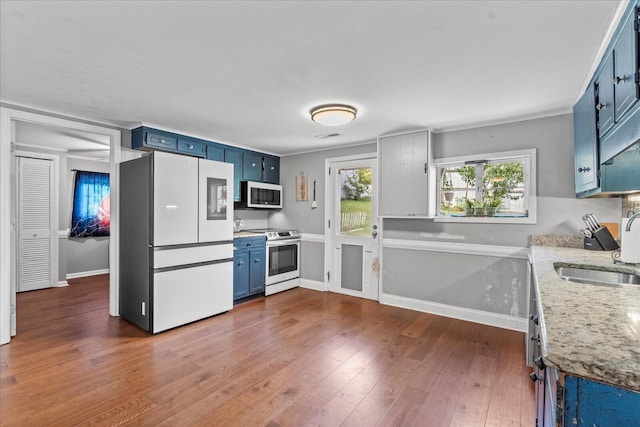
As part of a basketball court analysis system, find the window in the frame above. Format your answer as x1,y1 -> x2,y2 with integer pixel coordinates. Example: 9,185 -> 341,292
69,171 -> 110,237
434,149 -> 536,224
339,167 -> 372,237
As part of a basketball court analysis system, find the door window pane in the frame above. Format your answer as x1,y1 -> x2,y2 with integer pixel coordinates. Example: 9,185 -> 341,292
338,167 -> 372,237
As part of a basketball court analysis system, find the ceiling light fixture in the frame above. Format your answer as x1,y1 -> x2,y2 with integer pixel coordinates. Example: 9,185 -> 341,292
310,104 -> 357,126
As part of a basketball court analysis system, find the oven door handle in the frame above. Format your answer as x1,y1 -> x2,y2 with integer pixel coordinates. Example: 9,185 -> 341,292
267,239 -> 301,247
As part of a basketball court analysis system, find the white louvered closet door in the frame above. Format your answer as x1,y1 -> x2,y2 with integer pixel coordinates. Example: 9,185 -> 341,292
17,156 -> 54,292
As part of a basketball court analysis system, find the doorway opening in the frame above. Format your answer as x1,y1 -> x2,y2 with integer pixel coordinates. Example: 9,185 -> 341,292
0,107 -> 122,345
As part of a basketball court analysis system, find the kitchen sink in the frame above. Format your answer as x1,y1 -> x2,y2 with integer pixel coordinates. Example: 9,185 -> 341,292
554,264 -> 640,288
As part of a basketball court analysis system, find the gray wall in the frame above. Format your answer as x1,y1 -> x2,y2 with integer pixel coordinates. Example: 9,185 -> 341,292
274,114 -> 622,326
270,142 -> 377,234
301,241 -> 325,282
383,249 -> 528,317
384,114 -> 621,246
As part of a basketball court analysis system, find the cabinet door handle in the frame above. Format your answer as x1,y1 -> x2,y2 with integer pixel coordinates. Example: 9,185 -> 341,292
237,261 -> 244,266
529,372 -> 543,383
595,102 -> 607,111
254,258 -> 261,263
188,144 -> 194,149
613,75 -> 626,85
578,166 -> 591,173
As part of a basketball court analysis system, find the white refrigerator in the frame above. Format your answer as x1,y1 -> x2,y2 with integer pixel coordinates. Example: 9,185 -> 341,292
120,151 -> 234,333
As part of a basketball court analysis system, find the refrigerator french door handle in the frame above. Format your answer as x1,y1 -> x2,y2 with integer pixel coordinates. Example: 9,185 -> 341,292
153,240 -> 233,251
153,258 -> 233,274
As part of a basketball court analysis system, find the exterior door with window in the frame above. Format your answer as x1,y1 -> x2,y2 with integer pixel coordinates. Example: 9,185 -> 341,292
327,157 -> 379,300
16,156 -> 55,292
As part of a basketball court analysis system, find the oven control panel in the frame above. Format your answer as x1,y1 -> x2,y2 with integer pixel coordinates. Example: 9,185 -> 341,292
266,230 -> 300,240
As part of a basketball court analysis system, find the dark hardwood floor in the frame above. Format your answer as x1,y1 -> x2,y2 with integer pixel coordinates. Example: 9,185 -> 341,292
1,275 -> 535,426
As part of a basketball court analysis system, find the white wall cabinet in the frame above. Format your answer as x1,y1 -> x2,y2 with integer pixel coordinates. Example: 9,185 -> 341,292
378,130 -> 433,217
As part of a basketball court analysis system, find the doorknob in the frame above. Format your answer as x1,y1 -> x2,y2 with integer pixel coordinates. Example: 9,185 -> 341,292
371,230 -> 378,239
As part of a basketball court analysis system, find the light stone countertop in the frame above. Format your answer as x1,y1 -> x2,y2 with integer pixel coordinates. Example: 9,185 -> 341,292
530,245 -> 640,392
233,231 -> 267,239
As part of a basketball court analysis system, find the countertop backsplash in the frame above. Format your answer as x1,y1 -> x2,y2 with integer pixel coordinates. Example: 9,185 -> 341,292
234,209 -> 269,230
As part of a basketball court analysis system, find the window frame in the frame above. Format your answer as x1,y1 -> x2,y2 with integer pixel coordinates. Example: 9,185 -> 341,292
433,148 -> 537,224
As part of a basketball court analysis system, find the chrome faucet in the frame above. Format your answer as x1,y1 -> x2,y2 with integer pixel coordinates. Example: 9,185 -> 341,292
625,211 -> 640,232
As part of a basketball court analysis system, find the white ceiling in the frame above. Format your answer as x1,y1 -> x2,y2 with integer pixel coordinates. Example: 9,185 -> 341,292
0,0 -> 623,156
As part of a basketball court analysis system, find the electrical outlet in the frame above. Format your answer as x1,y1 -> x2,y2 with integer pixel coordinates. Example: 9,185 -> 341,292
142,301 -> 145,316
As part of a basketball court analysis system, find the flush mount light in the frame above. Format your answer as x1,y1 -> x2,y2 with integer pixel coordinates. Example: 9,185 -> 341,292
310,104 -> 357,126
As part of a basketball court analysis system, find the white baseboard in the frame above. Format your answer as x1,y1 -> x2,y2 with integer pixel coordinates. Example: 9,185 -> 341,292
66,269 -> 109,280
57,281 -> 69,287
299,278 -> 326,292
379,292 -> 527,332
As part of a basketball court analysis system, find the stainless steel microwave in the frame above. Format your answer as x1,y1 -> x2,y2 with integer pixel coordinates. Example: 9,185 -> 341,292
240,181 -> 283,209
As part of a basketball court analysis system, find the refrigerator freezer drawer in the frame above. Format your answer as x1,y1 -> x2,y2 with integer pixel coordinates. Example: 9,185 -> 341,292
152,261 -> 233,333
154,243 -> 233,269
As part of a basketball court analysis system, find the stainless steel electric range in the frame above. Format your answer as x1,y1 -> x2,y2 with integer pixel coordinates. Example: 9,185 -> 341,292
244,228 -> 300,295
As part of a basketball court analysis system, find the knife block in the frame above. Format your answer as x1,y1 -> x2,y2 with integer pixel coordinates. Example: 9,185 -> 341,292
585,226 -> 619,251
583,237 -> 603,250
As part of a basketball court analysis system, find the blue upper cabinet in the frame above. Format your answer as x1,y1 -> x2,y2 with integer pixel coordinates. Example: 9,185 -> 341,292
596,2 -> 640,163
177,138 -> 205,158
132,127 -> 177,151
573,0 -> 640,196
206,143 -> 224,162
573,84 -> 599,195
242,152 -> 263,182
225,148 -> 243,202
601,141 -> 640,192
595,52 -> 615,136
263,155 -> 280,184
131,126 -> 281,196
612,9 -> 639,121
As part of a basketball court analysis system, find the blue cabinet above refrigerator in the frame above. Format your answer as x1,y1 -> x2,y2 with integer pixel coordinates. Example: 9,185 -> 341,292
131,126 -> 281,201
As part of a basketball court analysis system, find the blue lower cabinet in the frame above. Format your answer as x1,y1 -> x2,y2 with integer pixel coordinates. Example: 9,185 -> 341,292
562,376 -> 640,426
248,249 -> 265,295
233,249 -> 250,299
233,237 -> 266,300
